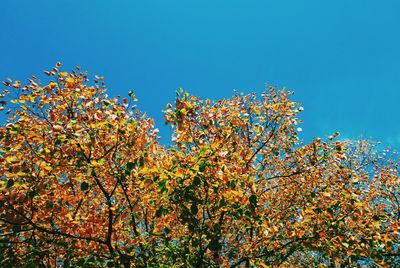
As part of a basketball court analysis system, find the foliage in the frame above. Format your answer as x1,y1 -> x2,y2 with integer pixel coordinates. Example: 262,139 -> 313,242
0,65 -> 399,267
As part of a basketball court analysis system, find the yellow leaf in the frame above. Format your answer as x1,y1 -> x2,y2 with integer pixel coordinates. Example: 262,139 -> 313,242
6,156 -> 20,164
65,77 -> 74,83
42,164 -> 52,172
49,82 -> 57,89
37,161 -> 52,171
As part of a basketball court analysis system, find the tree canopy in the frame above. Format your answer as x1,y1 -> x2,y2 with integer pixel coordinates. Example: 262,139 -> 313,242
0,65 -> 399,267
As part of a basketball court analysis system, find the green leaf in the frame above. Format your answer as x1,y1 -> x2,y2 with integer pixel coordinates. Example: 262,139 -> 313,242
6,179 -> 14,188
126,162 -> 135,171
76,151 -> 85,159
249,194 -> 258,208
327,207 -> 333,215
157,179 -> 167,193
27,190 -> 36,198
80,182 -> 89,191
190,203 -> 198,215
54,139 -> 62,146
199,161 -> 206,172
10,126 -> 20,134
138,156 -> 145,167
191,237 -> 199,247
46,201 -> 54,209
193,176 -> 201,186
155,206 -> 166,218
208,239 -> 220,251
219,199 -> 227,208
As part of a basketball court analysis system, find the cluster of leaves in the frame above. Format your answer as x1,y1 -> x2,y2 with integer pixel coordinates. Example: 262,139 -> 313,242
0,65 -> 399,267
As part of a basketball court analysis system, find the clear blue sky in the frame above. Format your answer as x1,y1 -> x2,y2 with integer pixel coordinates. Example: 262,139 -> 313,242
1,0 -> 399,148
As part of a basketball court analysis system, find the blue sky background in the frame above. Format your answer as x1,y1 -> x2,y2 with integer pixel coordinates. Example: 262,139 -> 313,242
1,0 -> 399,148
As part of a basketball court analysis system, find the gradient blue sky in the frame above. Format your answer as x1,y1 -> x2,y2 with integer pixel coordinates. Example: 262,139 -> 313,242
1,0 -> 399,148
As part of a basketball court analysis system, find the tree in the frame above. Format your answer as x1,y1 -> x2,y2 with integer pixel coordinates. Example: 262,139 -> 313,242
0,65 -> 399,267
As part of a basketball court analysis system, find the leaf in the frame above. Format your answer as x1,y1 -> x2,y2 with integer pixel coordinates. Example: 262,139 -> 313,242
157,179 -> 168,193
138,156 -> 145,167
190,203 -> 198,215
54,139 -> 62,146
10,126 -> 20,134
65,77 -> 74,83
249,194 -> 258,208
91,159 -> 105,167
126,162 -> 135,171
6,179 -> 14,188
199,161 -> 206,172
208,239 -> 221,251
193,176 -> 201,186
6,156 -> 19,164
155,206 -> 166,218
80,182 -> 89,191
27,190 -> 36,198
